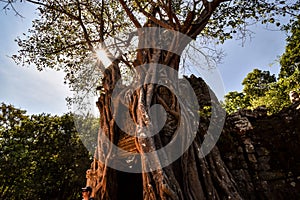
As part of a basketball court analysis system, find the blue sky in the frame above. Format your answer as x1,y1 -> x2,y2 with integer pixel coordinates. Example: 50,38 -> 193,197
0,2 -> 287,115
0,3 -> 72,115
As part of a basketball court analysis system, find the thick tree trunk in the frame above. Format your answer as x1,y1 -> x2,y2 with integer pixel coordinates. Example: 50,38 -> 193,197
86,26 -> 242,200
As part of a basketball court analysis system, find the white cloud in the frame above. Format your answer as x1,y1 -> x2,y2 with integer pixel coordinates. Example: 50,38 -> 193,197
0,3 -> 72,115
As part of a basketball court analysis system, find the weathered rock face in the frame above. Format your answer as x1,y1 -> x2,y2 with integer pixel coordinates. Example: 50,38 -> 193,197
188,75 -> 300,199
220,103 -> 300,200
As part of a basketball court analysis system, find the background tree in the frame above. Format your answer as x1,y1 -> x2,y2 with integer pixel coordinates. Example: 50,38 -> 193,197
2,0 -> 300,199
242,69 -> 276,98
224,68 -> 300,115
279,15 -> 300,78
0,103 -> 92,200
222,68 -> 277,114
222,91 -> 250,114
250,68 -> 300,113
223,16 -> 300,115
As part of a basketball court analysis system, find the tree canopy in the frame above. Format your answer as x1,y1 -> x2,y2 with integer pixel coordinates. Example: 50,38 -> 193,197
242,69 -> 277,98
279,15 -> 300,78
0,103 -> 92,200
1,0 -> 297,92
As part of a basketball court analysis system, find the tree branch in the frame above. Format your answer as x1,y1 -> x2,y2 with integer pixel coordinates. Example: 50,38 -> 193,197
188,0 -> 222,39
118,0 -> 142,28
76,0 -> 95,53
182,0 -> 201,33
159,0 -> 181,29
134,0 -> 174,30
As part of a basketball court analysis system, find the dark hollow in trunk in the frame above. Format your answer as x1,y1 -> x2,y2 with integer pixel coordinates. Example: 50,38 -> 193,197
117,171 -> 143,199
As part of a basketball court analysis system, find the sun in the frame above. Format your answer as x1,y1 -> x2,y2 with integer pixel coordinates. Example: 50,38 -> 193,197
96,48 -> 112,68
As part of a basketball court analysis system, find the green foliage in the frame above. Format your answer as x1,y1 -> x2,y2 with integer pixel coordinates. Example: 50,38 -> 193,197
0,103 -> 92,200
250,69 -> 300,114
222,91 -> 250,114
279,15 -> 300,78
222,69 -> 276,114
198,105 -> 212,118
74,113 -> 99,154
223,68 -> 300,115
224,51 -> 299,114
242,69 -> 276,98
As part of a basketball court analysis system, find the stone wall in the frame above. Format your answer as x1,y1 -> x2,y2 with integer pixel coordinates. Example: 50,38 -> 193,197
188,75 -> 300,199
220,102 -> 300,199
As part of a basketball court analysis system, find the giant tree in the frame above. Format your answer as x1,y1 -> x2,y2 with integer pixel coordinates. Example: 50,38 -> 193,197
2,0 -> 300,199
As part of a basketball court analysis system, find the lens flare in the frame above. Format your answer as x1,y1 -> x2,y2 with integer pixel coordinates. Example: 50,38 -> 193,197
96,48 -> 112,68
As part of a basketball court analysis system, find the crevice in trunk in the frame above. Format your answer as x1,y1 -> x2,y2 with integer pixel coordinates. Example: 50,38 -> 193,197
116,171 -> 143,200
